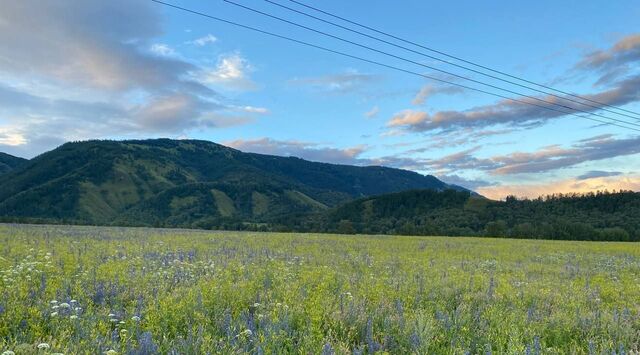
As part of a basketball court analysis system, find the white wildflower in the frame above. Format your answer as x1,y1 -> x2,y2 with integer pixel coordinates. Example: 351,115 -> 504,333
2,351 -> 16,355
131,316 -> 141,322
60,303 -> 70,309
51,312 -> 58,317
70,315 -> 78,320
37,343 -> 50,350
104,350 -> 118,355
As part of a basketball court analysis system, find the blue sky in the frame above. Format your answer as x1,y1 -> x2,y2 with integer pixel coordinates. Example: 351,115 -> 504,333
0,0 -> 639,199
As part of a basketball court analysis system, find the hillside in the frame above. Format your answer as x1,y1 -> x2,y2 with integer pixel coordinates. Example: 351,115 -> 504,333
0,139 -> 463,227
323,189 -> 640,241
0,152 -> 27,175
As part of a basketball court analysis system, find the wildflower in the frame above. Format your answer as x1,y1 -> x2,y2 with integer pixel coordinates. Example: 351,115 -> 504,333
75,307 -> 82,312
37,343 -> 50,350
104,350 -> 118,355
51,312 -> 58,317
110,318 -> 118,323
52,305 -> 59,310
2,351 -> 16,355
131,316 -> 141,322
50,300 -> 57,305
70,315 -> 78,320
60,303 -> 70,309
108,313 -> 116,318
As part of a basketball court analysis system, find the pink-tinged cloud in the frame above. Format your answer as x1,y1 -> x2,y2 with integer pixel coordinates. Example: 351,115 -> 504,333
478,175 -> 640,200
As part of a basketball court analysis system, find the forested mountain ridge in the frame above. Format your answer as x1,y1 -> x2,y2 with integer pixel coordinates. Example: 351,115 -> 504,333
1,139 -> 638,241
322,189 -> 640,241
0,139 -> 463,226
0,152 -> 27,176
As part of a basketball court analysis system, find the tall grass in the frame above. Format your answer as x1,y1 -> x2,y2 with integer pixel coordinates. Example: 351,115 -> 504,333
0,224 -> 638,353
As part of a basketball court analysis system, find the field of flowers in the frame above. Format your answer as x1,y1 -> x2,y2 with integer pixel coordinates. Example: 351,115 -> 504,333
0,224 -> 639,354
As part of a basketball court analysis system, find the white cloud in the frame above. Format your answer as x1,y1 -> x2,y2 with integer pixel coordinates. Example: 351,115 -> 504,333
150,43 -> 176,57
201,53 -> 257,91
0,128 -> 26,146
0,1 -> 264,157
189,34 -> 217,47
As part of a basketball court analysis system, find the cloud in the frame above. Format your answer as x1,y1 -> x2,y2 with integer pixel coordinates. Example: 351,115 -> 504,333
150,43 -> 176,57
364,106 -> 380,118
477,175 -> 640,200
387,73 -> 640,134
576,33 -> 640,84
412,84 -> 463,105
225,138 -> 370,165
189,34 -> 217,47
576,170 -> 623,180
425,135 -> 640,175
231,106 -> 270,115
201,53 -> 257,91
0,1 -> 264,157
438,174 -> 496,190
289,70 -> 378,94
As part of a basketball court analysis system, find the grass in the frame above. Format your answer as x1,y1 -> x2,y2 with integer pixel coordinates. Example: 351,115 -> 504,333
0,224 -> 638,354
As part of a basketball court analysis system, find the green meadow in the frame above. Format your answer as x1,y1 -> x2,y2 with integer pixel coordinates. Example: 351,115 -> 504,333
0,224 -> 638,354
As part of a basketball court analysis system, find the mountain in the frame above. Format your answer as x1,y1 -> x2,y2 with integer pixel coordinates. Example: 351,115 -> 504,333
0,139 -> 465,227
323,189 -> 640,241
0,152 -> 27,176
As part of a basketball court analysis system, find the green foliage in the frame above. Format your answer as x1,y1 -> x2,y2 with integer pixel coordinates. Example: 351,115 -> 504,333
0,152 -> 27,176
325,189 -> 640,241
0,139 -> 460,226
0,224 -> 638,353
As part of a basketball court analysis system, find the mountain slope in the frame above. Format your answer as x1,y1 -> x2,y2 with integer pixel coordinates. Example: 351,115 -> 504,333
0,139 -> 464,226
0,152 -> 27,176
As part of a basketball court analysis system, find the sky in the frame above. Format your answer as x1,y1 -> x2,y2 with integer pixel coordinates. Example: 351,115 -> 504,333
0,0 -> 639,199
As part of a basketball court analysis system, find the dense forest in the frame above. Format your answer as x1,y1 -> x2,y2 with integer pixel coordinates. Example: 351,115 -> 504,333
317,189 -> 640,241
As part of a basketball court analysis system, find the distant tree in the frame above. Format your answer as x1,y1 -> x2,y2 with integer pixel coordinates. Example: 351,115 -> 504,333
337,219 -> 355,235
485,220 -> 507,237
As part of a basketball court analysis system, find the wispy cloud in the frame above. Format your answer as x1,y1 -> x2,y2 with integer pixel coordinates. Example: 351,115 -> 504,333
575,33 -> 640,85
386,74 -> 640,133
288,70 -> 379,94
425,135 -> 640,175
150,43 -> 176,57
364,106 -> 380,118
576,170 -> 623,180
188,34 -> 217,47
412,84 -> 463,105
478,174 -> 640,200
225,138 -> 369,165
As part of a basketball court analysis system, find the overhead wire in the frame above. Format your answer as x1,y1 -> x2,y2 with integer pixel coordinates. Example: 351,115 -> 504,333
149,0 -> 640,132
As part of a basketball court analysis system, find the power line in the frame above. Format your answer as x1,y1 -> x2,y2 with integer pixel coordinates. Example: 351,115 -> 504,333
221,0 -> 640,129
288,0 -> 640,120
265,0 -> 640,121
149,0 -> 640,132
